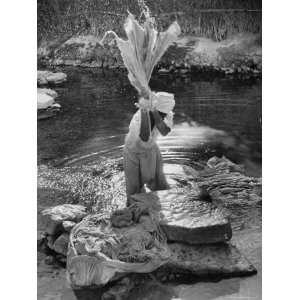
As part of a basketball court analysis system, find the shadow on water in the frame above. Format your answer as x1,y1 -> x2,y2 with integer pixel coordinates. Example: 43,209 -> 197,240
38,67 -> 261,175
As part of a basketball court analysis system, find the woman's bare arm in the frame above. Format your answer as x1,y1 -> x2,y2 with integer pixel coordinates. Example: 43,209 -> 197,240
151,109 -> 171,136
139,108 -> 151,142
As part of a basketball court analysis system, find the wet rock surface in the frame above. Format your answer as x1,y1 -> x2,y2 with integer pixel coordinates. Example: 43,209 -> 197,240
37,88 -> 58,110
63,220 -> 77,232
37,70 -> 67,86
156,243 -> 257,279
52,232 -> 70,256
37,82 -> 62,118
41,204 -> 87,235
130,188 -> 232,245
37,156 -> 261,298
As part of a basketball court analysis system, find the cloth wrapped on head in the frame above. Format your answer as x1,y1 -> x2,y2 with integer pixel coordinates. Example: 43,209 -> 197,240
151,92 -> 175,114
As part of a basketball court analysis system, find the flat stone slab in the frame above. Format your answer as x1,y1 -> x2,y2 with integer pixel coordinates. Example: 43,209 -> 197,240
156,242 -> 257,279
41,204 -> 87,235
130,188 -> 232,245
37,70 -> 67,85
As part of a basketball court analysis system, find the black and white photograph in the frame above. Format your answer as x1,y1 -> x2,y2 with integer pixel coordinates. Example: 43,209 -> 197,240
4,1 -> 300,300
36,1 -> 262,299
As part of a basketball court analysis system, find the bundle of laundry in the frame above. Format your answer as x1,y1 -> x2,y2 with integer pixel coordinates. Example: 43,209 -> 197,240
100,10 -> 181,113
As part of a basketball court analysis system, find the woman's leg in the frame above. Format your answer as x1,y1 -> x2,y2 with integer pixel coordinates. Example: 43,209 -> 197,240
155,145 -> 170,190
123,146 -> 143,198
145,144 -> 169,191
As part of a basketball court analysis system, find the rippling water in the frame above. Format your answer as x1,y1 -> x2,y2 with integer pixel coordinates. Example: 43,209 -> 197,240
37,68 -> 261,300
38,68 -> 261,172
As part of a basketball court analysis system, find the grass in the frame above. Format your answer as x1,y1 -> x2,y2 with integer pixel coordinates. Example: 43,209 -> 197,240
38,0 -> 261,45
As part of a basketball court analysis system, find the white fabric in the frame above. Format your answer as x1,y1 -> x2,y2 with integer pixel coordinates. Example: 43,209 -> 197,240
100,12 -> 181,114
123,143 -> 169,196
115,13 -> 181,94
151,92 -> 175,114
125,109 -> 173,150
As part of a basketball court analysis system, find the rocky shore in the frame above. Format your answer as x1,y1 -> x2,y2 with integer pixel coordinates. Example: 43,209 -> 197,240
38,156 -> 261,299
38,33 -> 261,77
37,70 -> 67,119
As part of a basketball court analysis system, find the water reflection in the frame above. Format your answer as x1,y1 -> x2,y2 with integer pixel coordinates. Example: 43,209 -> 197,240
38,68 -> 261,172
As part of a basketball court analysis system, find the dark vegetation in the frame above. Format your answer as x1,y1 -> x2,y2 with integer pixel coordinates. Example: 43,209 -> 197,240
38,0 -> 261,46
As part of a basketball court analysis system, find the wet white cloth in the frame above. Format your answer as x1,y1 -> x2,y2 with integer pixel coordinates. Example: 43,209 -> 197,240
100,12 -> 181,97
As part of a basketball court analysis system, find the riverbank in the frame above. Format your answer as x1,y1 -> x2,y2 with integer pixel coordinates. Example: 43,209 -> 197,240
38,0 -> 261,75
38,33 -> 261,76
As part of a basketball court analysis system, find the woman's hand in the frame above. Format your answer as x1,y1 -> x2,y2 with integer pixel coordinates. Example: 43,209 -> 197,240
139,108 -> 151,142
151,109 -> 171,136
135,97 -> 151,110
140,87 -> 150,100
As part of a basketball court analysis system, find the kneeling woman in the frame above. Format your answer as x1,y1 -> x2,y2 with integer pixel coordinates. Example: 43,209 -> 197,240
123,92 -> 175,198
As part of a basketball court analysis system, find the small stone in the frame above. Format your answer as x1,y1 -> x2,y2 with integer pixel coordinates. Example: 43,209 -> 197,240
51,103 -> 61,109
53,233 -> 69,256
46,235 -> 56,249
62,220 -> 76,232
179,69 -> 188,74
37,231 -> 48,251
44,255 -> 55,265
158,68 -> 169,73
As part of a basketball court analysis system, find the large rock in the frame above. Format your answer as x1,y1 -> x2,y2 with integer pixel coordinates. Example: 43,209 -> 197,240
37,90 -> 56,110
130,188 -> 232,245
37,88 -> 61,110
197,156 -> 262,206
41,204 -> 87,235
156,242 -> 257,279
37,88 -> 58,99
37,70 -> 67,85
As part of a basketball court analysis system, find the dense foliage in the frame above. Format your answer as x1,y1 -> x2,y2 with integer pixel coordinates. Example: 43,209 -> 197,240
38,0 -> 261,45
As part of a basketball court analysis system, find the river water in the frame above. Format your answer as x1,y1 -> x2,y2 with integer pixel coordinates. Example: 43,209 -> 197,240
37,67 -> 261,300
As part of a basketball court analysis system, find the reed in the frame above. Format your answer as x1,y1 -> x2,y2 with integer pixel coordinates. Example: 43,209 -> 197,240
38,0 -> 261,45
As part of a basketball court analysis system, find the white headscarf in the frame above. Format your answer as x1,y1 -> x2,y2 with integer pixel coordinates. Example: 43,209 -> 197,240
151,92 -> 175,114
